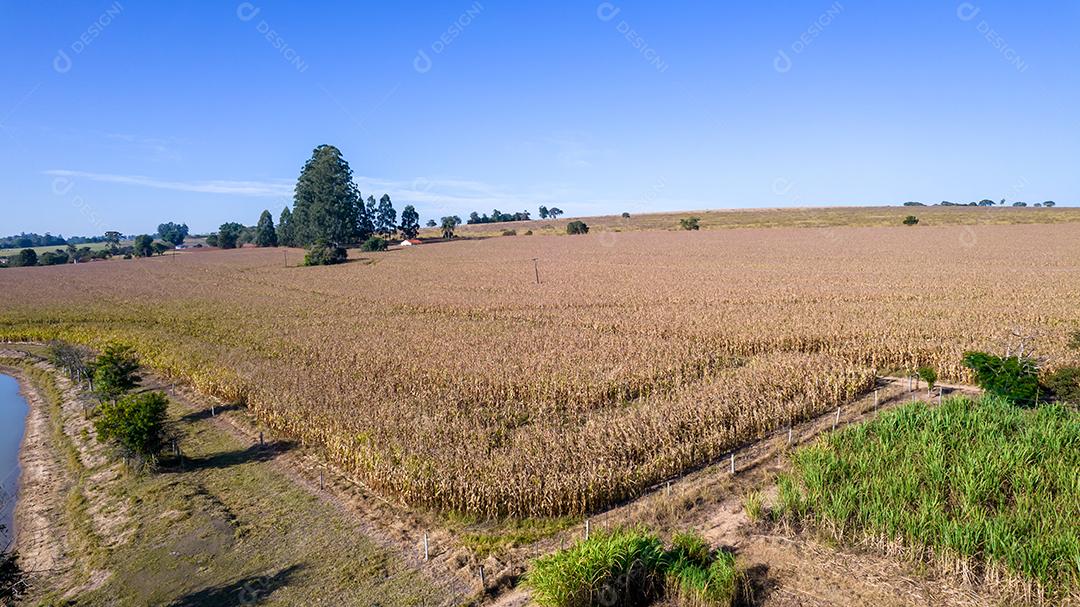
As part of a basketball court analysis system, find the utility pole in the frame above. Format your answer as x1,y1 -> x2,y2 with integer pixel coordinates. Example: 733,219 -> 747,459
532,258 -> 540,284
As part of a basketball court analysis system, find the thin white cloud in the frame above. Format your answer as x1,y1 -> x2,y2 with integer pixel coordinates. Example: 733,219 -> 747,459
42,169 -> 687,219
43,169 -> 293,197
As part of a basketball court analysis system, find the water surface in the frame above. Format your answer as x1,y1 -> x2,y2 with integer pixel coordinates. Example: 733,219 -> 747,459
0,373 -> 29,548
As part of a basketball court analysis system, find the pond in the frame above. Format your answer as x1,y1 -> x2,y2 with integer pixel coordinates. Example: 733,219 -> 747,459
0,373 -> 28,547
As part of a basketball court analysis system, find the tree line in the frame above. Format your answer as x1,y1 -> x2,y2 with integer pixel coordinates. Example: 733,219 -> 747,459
903,199 -> 1057,207
0,232 -> 106,249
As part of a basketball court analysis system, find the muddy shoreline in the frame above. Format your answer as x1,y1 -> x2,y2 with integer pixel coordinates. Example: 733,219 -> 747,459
2,360 -> 69,581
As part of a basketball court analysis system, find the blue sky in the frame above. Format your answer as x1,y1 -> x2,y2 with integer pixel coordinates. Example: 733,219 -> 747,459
1,1 -> 1077,236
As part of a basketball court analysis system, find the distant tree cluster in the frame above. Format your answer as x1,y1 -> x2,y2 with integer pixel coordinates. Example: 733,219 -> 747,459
259,144 -> 427,252
0,232 -> 109,250
0,232 -> 68,248
538,206 -> 564,220
2,245 -> 114,267
272,145 -> 421,250
467,209 -> 532,224
156,222 -> 189,246
903,199 -> 1060,208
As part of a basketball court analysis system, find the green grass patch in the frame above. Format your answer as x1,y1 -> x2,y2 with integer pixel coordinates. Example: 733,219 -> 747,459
461,516 -> 577,559
524,528 -> 739,607
778,395 -> 1080,601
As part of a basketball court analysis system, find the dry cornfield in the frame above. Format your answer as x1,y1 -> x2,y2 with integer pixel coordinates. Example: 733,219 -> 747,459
2,221 -> 1079,517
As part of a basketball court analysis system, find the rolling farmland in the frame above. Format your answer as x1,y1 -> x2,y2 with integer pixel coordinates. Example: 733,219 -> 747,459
2,220 -> 1079,519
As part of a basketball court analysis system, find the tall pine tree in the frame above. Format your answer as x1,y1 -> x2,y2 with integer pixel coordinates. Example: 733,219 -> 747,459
376,194 -> 397,237
255,210 -> 278,247
399,205 -> 420,239
278,207 -> 294,246
291,145 -> 361,245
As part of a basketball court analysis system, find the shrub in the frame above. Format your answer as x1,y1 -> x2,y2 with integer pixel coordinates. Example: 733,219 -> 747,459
667,547 -> 739,607
917,366 -> 938,391
902,215 -> 919,226
525,528 -> 740,607
962,351 -> 1040,407
1068,330 -> 1080,351
566,221 -> 589,235
94,391 -> 170,460
679,217 -> 701,231
305,241 -> 348,265
526,528 -> 666,607
524,230 -> 533,236
1044,367 -> 1080,405
501,229 -> 518,237
622,212 -> 631,218
359,236 -> 388,252
13,249 -> 37,267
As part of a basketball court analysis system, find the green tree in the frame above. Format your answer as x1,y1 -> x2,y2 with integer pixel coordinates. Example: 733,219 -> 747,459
376,194 -> 397,237
566,220 -> 589,235
278,207 -> 294,246
962,351 -> 1040,408
12,248 -> 38,266
548,207 -> 564,219
133,234 -> 154,257
539,205 -> 549,219
104,230 -> 122,252
95,391 -> 169,459
156,222 -> 189,246
441,216 -> 462,239
291,144 -> 362,245
93,343 -> 141,402
399,205 -> 420,239
426,219 -> 437,227
151,242 -> 170,256
217,222 -> 244,249
255,210 -> 278,247
1043,201 -> 1056,207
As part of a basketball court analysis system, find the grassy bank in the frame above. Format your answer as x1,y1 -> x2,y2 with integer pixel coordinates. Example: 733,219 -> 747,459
777,395 -> 1080,602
